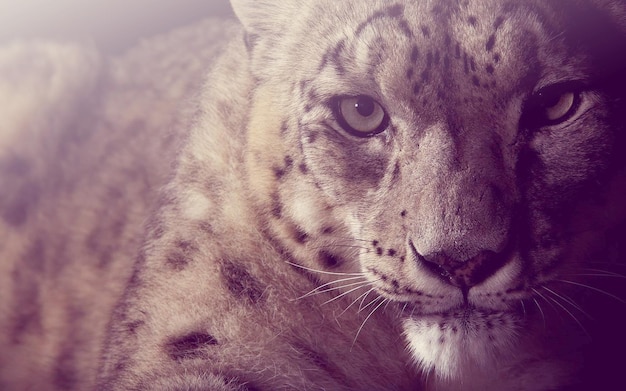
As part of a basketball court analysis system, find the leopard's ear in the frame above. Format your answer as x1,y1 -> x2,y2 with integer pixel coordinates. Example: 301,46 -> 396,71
229,0 -> 301,36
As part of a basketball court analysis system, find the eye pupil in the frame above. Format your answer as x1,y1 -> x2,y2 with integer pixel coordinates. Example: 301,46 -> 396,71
355,97 -> 375,117
524,82 -> 582,128
332,95 -> 389,137
538,91 -> 560,107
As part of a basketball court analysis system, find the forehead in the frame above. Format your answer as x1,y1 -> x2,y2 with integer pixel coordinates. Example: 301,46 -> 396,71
295,1 -> 592,97
324,0 -> 574,28
304,0 -> 558,44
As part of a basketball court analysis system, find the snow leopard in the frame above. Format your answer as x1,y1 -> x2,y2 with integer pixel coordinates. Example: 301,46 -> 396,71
1,0 -> 626,390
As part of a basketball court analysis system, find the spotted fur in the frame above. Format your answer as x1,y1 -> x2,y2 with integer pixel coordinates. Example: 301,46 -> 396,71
2,1 -> 626,390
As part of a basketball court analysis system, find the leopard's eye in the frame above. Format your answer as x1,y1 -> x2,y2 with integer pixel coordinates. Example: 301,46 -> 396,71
524,82 -> 582,128
332,95 -> 389,137
541,91 -> 576,122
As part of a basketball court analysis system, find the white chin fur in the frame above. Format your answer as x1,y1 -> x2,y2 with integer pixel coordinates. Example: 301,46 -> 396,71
403,311 -> 520,381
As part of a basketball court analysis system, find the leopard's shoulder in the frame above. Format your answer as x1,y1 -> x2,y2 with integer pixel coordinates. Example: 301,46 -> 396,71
0,18 -> 238,391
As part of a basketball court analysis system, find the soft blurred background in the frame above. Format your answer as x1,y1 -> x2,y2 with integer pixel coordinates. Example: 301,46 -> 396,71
0,0 -> 234,53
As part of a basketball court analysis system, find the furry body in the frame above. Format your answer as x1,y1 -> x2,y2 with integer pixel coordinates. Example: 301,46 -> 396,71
1,1 -> 626,390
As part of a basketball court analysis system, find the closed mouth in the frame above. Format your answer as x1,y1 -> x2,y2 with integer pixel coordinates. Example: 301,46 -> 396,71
398,301 -> 521,323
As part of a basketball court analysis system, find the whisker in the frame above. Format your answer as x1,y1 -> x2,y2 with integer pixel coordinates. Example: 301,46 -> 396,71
540,287 -> 589,337
358,288 -> 377,312
328,237 -> 374,243
581,263 -> 626,272
584,262 -> 626,267
532,287 -> 558,313
300,275 -> 366,294
563,267 -> 626,279
353,297 -> 387,348
541,286 -> 592,320
340,287 -> 377,317
309,244 -> 369,251
358,296 -> 379,313
563,274 -> 626,279
531,297 -> 546,329
323,281 -> 374,306
296,278 -> 370,301
410,305 -> 416,318
286,261 -> 363,276
580,267 -> 626,275
395,302 -> 409,320
556,279 -> 626,305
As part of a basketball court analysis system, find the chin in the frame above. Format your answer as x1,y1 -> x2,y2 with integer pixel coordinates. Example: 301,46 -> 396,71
402,308 -> 522,380
401,306 -> 583,391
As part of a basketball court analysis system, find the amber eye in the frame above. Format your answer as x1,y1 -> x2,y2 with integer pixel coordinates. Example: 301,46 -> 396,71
332,95 -> 389,137
524,82 -> 582,128
541,91 -> 576,121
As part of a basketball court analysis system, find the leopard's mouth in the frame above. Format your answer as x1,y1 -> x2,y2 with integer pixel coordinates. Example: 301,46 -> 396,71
397,300 -> 526,330
400,302 -> 499,317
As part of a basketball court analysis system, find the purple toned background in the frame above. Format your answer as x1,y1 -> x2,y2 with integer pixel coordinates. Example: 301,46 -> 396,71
0,0 -> 233,53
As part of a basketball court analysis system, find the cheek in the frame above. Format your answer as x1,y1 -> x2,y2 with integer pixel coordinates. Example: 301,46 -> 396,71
287,185 -> 336,235
301,133 -> 391,201
519,118 -> 618,269
528,118 -> 613,192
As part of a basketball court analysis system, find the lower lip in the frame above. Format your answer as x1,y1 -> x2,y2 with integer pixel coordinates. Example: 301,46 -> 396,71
400,302 -> 506,320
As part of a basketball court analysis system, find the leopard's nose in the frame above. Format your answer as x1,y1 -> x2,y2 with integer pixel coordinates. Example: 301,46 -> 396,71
413,247 -> 507,290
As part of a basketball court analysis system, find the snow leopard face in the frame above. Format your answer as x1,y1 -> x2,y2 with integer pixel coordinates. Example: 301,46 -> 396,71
239,0 -> 626,381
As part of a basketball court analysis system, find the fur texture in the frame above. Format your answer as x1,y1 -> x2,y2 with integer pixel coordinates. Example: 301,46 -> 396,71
1,1 -> 626,390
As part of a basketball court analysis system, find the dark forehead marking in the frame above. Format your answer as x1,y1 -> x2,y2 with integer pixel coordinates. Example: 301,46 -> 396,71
319,39 -> 347,74
486,34 -> 496,52
494,16 -> 505,30
319,4 -> 413,73
355,3 -> 413,38
407,67 -> 415,80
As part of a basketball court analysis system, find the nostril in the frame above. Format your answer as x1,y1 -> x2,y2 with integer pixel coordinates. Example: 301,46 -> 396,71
410,241 -> 507,289
419,252 -> 462,281
452,250 -> 504,288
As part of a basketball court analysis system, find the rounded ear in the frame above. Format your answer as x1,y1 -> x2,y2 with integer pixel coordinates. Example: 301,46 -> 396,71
229,0 -> 299,36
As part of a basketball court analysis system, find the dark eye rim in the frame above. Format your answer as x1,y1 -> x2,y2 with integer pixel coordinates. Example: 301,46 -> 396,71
523,81 -> 585,128
330,95 -> 390,138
